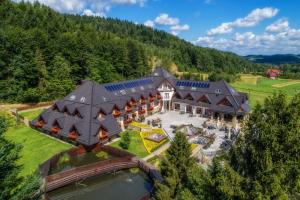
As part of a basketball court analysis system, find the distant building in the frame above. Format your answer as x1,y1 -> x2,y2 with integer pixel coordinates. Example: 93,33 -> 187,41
266,69 -> 281,79
31,68 -> 250,147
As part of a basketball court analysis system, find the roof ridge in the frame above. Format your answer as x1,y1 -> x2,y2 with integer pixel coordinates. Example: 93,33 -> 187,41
87,81 -> 95,145
221,80 -> 240,112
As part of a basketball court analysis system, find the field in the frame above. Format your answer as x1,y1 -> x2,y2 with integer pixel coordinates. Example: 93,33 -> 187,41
19,108 -> 44,120
231,75 -> 300,108
4,124 -> 72,177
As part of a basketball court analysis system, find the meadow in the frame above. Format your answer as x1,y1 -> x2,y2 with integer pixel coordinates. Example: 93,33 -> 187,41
231,74 -> 300,108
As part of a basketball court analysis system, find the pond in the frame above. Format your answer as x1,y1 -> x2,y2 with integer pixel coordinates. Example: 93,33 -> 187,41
48,169 -> 153,200
49,151 -> 114,175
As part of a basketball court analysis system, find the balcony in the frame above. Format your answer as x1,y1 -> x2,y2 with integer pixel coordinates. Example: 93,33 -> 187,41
124,118 -> 133,125
99,131 -> 109,142
51,126 -> 60,134
138,109 -> 146,115
37,120 -> 44,128
149,97 -> 155,102
113,110 -> 121,118
68,131 -> 77,141
130,101 -> 137,106
147,106 -> 154,111
125,107 -> 132,113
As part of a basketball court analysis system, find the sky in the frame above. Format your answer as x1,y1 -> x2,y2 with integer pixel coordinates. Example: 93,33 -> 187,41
14,0 -> 300,55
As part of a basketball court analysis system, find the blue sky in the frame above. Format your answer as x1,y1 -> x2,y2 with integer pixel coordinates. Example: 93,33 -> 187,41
14,0 -> 300,55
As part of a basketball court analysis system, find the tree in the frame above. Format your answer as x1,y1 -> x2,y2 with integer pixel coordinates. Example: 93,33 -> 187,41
155,132 -> 194,199
0,116 -> 21,199
119,131 -> 131,150
229,93 -> 300,199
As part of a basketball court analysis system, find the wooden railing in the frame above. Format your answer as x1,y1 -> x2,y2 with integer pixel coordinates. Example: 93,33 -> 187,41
45,157 -> 138,192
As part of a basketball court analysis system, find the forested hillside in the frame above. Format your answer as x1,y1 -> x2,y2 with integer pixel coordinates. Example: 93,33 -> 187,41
0,0 -> 255,103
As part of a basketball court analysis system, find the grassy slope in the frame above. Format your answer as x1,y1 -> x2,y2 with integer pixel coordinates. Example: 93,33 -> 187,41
110,131 -> 149,158
19,109 -> 44,120
4,125 -> 72,177
231,75 -> 300,107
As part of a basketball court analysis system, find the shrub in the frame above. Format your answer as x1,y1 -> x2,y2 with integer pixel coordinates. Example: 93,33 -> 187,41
119,131 -> 131,149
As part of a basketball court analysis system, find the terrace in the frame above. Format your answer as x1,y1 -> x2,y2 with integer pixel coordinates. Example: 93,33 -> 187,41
145,110 -> 240,163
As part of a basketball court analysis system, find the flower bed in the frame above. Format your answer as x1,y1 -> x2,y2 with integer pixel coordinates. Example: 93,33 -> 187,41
140,128 -> 168,153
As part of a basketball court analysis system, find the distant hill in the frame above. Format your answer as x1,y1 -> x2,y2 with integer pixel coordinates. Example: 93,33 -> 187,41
244,54 -> 300,65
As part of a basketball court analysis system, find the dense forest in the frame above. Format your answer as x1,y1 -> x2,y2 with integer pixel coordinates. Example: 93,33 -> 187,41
0,0 -> 255,103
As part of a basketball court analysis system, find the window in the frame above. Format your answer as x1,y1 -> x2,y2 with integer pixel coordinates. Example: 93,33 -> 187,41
164,93 -> 169,99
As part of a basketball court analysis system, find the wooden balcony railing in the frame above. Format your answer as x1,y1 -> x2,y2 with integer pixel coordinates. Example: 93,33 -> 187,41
149,97 -> 155,102
68,131 -> 77,141
147,106 -> 154,111
37,120 -> 44,128
138,109 -> 146,115
51,127 -> 60,134
125,107 -> 132,113
99,131 -> 108,142
124,118 -> 133,125
113,110 -> 121,118
131,101 -> 137,106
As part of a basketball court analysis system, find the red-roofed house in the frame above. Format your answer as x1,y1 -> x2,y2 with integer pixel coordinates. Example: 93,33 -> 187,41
266,69 -> 281,79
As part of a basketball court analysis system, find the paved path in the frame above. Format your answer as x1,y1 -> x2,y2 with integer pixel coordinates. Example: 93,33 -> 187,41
143,142 -> 170,161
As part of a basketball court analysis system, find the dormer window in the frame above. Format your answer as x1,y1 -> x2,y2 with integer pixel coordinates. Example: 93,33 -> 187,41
68,127 -> 78,141
63,107 -> 70,115
217,97 -> 233,107
215,89 -> 221,94
184,93 -> 194,101
198,95 -> 211,104
37,118 -> 45,128
74,109 -> 82,118
52,104 -> 59,111
51,121 -> 61,134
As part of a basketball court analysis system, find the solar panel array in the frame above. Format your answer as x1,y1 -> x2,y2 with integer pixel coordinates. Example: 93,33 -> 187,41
105,79 -> 154,92
176,81 -> 210,88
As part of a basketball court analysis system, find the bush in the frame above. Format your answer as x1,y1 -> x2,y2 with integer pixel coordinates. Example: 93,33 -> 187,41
119,131 -> 131,149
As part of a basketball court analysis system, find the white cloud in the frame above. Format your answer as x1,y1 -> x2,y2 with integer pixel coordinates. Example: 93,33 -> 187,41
207,7 -> 279,35
154,13 -> 179,26
13,0 -> 146,16
82,9 -> 106,17
170,24 -> 190,35
144,20 -> 154,28
266,18 -> 289,33
207,23 -> 233,35
194,22 -> 300,55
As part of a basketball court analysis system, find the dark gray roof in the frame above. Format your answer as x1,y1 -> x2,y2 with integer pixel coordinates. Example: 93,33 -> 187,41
31,67 -> 250,146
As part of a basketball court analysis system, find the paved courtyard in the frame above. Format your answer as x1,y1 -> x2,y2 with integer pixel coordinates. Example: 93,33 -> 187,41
146,110 -> 227,157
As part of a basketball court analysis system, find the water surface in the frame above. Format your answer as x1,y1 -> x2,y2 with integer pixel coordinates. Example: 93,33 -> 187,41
48,169 -> 153,200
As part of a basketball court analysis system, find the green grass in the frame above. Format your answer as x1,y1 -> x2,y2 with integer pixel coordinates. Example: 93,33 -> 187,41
4,124 -> 72,177
231,75 -> 300,108
19,109 -> 44,120
110,131 -> 149,158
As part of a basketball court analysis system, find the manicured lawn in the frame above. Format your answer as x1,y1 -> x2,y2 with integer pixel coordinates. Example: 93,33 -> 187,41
4,125 -> 72,177
110,131 -> 149,158
19,108 -> 44,120
231,75 -> 300,108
